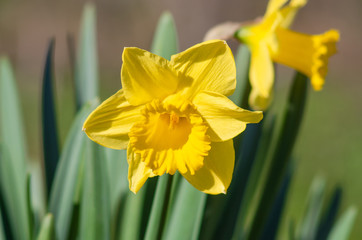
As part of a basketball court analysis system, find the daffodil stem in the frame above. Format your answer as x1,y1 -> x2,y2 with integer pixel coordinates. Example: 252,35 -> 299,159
156,175 -> 174,239
247,72 -> 308,240
144,174 -> 174,240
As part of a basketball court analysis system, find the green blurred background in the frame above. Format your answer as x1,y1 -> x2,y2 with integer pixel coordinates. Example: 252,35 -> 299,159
0,0 -> 361,238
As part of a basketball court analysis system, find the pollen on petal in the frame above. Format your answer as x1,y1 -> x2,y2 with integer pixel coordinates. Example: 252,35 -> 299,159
128,96 -> 211,176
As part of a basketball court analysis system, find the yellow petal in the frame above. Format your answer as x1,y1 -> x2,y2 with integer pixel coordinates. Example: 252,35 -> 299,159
279,0 -> 307,28
181,140 -> 234,195
121,47 -> 179,105
83,89 -> 143,149
193,91 -> 263,142
249,89 -> 273,111
272,28 -> 339,90
265,0 -> 289,17
236,12 -> 282,54
127,145 -> 156,193
249,42 -> 274,110
170,40 -> 236,98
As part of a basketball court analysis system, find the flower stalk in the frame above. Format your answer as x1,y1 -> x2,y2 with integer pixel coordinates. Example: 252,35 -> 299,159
247,72 -> 308,240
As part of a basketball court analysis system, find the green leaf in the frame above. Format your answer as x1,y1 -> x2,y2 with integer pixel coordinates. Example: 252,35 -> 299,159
118,189 -> 147,240
289,219 -> 296,240
150,11 -> 178,59
42,39 -> 60,197
213,122 -> 264,240
104,149 -> 128,239
327,206 -> 358,240
36,214 -> 55,240
230,45 -> 252,157
26,175 -> 35,240
229,45 -> 251,109
316,187 -> 342,239
232,115 -> 277,240
0,57 -> 30,240
247,72 -> 308,240
49,102 -> 94,240
106,149 -> 128,212
297,177 -> 326,240
75,3 -> 98,109
162,178 -> 206,240
260,164 -> 294,239
78,140 -> 110,240
0,207 -> 6,240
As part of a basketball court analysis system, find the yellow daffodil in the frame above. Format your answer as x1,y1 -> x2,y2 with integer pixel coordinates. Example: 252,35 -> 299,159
83,40 -> 263,194
235,0 -> 340,110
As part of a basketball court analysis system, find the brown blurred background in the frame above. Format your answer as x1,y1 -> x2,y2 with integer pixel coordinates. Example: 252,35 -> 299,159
0,0 -> 361,238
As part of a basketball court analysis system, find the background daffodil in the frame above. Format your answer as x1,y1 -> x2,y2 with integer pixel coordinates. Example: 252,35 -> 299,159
83,40 -> 263,194
235,0 -> 340,110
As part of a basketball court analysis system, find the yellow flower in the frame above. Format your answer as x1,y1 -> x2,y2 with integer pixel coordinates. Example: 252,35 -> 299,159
83,40 -> 263,194
235,0 -> 340,110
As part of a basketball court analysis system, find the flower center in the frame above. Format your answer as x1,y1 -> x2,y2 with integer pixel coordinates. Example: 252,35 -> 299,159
129,96 -> 211,176
169,112 -> 179,129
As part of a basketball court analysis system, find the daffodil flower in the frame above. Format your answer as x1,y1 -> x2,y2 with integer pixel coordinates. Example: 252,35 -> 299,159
235,0 -> 340,110
83,40 -> 263,194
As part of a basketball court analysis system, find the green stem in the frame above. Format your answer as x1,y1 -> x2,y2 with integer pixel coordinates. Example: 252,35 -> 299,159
144,175 -> 174,240
157,175 -> 174,240
247,72 -> 308,240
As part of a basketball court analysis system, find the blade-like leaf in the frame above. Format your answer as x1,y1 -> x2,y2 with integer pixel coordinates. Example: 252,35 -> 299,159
75,3 -> 98,109
298,177 -> 326,240
162,178 -> 206,240
289,219 -> 296,240
42,39 -> 60,197
232,115 -> 277,240
0,179 -> 12,240
247,72 -> 308,240
65,164 -> 84,240
316,187 -> 342,240
150,11 -> 178,59
0,207 -> 5,240
260,164 -> 294,240
327,206 -> 358,240
0,57 -> 30,240
49,102 -> 94,240
229,45 -> 251,109
26,175 -> 35,240
36,214 -> 55,240
213,121 -> 264,240
78,140 -> 110,240
105,148 -> 128,239
118,189 -> 147,240
230,45 -> 252,156
106,149 -> 128,214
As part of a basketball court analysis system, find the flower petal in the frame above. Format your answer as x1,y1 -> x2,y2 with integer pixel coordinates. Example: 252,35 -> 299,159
83,89 -> 143,149
279,0 -> 307,28
170,40 -> 236,98
181,140 -> 234,195
272,28 -> 339,91
265,0 -> 289,17
121,47 -> 179,105
249,42 -> 274,110
127,145 -> 156,193
193,91 -> 263,142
